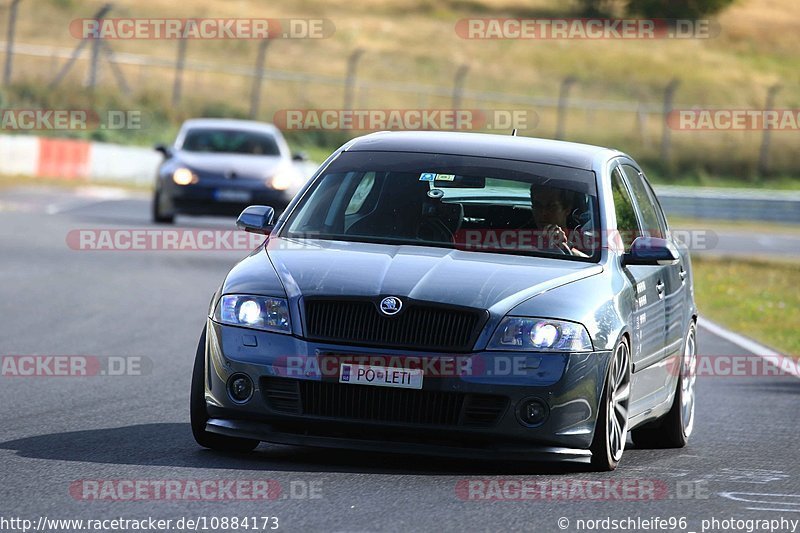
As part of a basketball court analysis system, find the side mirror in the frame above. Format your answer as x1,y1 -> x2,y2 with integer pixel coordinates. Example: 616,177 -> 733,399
623,236 -> 680,266
292,152 -> 308,162
155,144 -> 172,158
236,205 -> 275,234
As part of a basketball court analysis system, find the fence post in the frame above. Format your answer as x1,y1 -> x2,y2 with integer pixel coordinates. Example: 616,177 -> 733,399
3,0 -> 22,86
50,3 -> 112,89
660,78 -> 680,165
100,41 -> 130,95
86,34 -> 101,91
758,83 -> 782,177
451,64 -> 469,110
172,27 -> 188,107
555,76 -> 577,140
343,48 -> 364,111
85,5 -> 114,91
249,39 -> 271,120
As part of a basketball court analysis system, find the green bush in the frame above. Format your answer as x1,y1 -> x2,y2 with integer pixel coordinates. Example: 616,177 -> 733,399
575,0 -> 626,16
628,0 -> 736,19
577,0 -> 736,18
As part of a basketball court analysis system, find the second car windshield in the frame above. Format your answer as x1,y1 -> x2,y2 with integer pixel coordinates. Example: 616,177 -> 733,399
283,151 -> 601,261
181,128 -> 281,156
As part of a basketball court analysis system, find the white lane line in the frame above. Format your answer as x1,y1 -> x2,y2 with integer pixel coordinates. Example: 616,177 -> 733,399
744,508 -> 800,513
720,492 -> 800,513
45,187 -> 141,215
698,317 -> 800,379
45,198 -> 116,215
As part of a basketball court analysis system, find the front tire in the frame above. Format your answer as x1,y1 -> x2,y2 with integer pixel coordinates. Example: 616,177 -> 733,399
152,190 -> 175,224
590,337 -> 632,471
190,327 -> 259,452
631,322 -> 697,448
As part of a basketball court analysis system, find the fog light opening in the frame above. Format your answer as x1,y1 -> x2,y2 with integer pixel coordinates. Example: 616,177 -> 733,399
517,397 -> 549,427
227,373 -> 254,404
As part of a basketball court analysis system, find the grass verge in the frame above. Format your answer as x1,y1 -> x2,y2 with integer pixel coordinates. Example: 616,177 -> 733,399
0,174 -> 151,192
692,256 -> 800,355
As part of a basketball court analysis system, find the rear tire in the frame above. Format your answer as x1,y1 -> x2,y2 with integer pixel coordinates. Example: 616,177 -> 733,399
152,190 -> 175,224
590,337 -> 631,471
631,322 -> 697,449
190,327 -> 259,452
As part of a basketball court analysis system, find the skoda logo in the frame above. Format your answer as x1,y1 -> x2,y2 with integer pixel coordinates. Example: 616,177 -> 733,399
379,296 -> 403,316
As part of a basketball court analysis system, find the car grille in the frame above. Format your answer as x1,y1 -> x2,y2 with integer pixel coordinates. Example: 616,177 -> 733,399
303,298 -> 486,352
261,377 -> 507,428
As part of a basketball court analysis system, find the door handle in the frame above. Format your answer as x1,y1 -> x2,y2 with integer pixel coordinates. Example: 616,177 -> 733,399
656,280 -> 665,298
679,268 -> 687,281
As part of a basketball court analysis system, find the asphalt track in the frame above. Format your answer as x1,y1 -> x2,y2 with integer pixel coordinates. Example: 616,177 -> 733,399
1,186 -> 798,533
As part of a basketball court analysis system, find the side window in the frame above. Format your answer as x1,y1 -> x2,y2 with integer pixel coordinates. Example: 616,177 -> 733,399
621,165 -> 665,239
345,172 -> 376,215
643,174 -> 670,233
611,167 -> 639,252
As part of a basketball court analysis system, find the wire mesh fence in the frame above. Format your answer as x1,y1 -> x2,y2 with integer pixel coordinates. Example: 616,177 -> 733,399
1,1 -> 797,178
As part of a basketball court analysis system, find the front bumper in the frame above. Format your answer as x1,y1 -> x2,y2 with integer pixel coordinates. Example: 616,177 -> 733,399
163,182 -> 292,216
203,320 -> 612,461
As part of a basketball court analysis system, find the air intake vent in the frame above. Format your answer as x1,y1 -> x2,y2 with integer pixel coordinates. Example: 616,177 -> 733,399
261,377 -> 301,414
261,377 -> 507,428
462,394 -> 509,427
303,298 -> 486,352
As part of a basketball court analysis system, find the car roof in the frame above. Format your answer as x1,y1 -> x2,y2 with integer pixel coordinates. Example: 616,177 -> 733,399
180,118 -> 281,135
343,131 -> 623,171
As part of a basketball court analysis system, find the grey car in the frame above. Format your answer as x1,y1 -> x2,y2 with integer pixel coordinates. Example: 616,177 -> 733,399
190,131 -> 698,471
153,118 -> 308,223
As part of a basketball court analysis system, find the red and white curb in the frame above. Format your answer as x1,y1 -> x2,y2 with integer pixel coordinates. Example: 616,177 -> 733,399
0,134 -> 160,185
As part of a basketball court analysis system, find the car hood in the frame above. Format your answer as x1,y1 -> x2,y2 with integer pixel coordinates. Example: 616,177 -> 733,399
265,238 -> 602,314
175,151 -> 286,178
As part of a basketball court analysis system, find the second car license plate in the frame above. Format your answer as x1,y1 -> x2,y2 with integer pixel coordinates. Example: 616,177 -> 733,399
214,189 -> 252,202
339,363 -> 423,389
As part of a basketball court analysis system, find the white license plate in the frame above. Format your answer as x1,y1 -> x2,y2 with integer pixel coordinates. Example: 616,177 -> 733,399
214,189 -> 252,202
339,363 -> 423,390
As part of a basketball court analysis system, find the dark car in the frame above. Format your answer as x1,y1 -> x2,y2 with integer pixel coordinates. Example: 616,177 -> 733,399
190,131 -> 698,471
152,118 -> 308,223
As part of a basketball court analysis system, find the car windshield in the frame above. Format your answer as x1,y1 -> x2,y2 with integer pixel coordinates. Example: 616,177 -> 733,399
282,151 -> 601,261
181,128 -> 281,156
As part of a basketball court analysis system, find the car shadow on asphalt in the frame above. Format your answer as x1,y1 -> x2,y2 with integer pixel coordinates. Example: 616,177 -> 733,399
0,423 -> 595,476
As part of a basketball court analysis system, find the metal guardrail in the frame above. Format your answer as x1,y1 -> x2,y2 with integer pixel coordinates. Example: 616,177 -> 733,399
654,186 -> 800,223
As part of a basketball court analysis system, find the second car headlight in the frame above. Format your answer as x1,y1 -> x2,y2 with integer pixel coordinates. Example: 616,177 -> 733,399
172,167 -> 197,185
488,317 -> 593,352
268,170 -> 293,191
214,295 -> 291,334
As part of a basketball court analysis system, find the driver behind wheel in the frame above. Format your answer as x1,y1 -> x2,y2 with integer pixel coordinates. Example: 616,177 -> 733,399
529,184 -> 588,257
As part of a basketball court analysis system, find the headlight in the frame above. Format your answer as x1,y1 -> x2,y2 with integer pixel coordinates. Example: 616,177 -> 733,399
214,295 -> 291,334
172,167 -> 197,185
267,170 -> 293,191
488,317 -> 593,352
